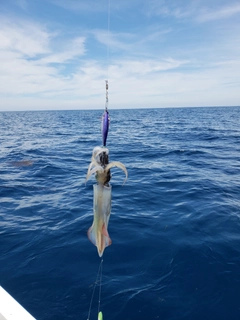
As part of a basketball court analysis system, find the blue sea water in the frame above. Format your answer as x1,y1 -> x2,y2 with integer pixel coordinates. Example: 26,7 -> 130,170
0,107 -> 240,320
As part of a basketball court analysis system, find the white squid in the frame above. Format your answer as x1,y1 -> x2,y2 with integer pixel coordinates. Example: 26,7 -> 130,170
86,146 -> 127,257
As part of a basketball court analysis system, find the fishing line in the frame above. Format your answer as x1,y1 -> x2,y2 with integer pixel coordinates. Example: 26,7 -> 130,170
105,0 -> 110,112
102,0 -> 111,148
87,258 -> 104,320
106,0 -> 111,82
87,2 -> 110,320
97,258 -> 103,315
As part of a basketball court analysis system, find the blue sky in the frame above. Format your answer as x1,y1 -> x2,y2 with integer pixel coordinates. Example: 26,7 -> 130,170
1,0 -> 240,111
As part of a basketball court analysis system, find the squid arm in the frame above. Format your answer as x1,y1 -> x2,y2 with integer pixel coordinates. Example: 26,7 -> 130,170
105,161 -> 128,185
86,160 -> 127,185
86,165 -> 104,183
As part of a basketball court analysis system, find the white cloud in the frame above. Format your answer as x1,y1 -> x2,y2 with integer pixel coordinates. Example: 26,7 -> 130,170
50,0 -> 106,12
0,19 -> 50,57
197,3 -> 240,22
93,30 -> 134,53
1,3 -> 240,111
148,0 -> 240,23
148,0 -> 199,19
92,27 -> 173,61
51,0 -> 143,13
0,17 -> 88,99
108,58 -> 188,78
39,37 -> 86,64
2,59 -> 239,111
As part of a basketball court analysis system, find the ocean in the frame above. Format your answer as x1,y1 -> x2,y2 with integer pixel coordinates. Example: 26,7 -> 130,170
0,107 -> 240,320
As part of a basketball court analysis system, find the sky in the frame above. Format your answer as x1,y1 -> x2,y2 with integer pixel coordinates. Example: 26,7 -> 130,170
1,0 -> 240,111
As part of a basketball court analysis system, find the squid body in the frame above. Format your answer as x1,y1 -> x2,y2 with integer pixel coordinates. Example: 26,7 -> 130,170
86,146 -> 127,257
87,184 -> 112,257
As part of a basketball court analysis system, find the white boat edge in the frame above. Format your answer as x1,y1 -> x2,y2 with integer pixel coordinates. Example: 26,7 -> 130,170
0,286 -> 36,320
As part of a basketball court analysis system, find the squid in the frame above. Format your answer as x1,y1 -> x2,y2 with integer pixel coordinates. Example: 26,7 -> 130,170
86,146 -> 128,257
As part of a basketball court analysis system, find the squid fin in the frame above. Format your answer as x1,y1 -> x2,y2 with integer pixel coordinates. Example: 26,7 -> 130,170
87,225 -> 96,246
87,225 -> 112,248
102,223 -> 112,245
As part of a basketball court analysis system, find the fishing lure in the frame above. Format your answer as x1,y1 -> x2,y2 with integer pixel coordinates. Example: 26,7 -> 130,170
102,109 -> 109,147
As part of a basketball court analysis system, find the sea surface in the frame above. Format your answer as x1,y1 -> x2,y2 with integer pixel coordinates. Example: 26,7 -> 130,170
1,107 -> 240,320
